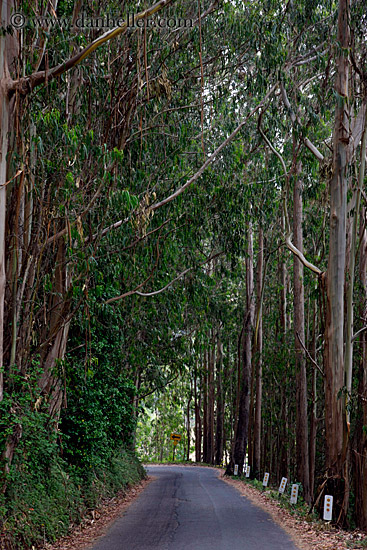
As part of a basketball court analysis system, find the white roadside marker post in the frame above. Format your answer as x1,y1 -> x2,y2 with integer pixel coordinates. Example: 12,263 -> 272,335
246,465 -> 250,478
290,484 -> 299,505
278,477 -> 287,496
323,495 -> 333,522
262,472 -> 269,489
234,464 -> 239,476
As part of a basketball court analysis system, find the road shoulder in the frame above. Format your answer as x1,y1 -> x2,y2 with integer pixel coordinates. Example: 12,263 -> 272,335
222,476 -> 364,550
42,477 -> 153,550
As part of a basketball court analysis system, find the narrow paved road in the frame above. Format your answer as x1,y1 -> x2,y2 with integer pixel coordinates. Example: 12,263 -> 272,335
90,466 -> 300,550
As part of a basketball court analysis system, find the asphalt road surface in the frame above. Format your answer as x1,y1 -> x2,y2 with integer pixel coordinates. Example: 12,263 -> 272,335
90,465 -> 300,550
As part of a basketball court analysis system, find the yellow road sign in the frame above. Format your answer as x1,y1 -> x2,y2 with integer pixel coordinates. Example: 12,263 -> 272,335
170,433 -> 181,441
173,439 -> 179,446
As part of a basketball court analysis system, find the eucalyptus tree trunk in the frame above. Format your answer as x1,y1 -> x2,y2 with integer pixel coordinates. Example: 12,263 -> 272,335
345,106 -> 367,416
233,323 -> 244,443
253,227 -> 263,479
186,380 -> 192,462
323,0 -> 350,523
215,339 -> 224,465
353,206 -> 367,529
231,223 -> 255,475
279,216 -> 289,479
293,170 -> 311,504
194,361 -> 202,462
280,218 -> 287,336
309,304 -> 318,500
0,0 -> 17,400
207,335 -> 215,464
202,348 -> 209,463
0,0 -> 9,402
247,360 -> 255,471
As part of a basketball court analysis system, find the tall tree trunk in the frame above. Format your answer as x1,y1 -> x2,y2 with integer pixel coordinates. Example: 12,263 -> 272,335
323,0 -> 350,524
215,338 -> 224,465
293,168 -> 311,504
0,0 -> 11,402
207,335 -> 215,464
229,321 -> 245,468
279,218 -> 288,479
202,349 -> 208,463
345,105 -> 367,414
186,378 -> 192,461
309,304 -> 318,501
247,359 -> 255,472
38,239 -> 71,419
353,204 -> 367,529
194,361 -> 202,462
280,216 -> 287,335
253,227 -> 263,479
231,223 -> 255,475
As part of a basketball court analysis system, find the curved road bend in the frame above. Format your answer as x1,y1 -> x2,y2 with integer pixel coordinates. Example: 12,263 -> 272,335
90,465 -> 300,550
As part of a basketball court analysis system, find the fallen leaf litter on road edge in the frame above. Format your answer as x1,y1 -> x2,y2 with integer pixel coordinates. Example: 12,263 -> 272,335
222,474 -> 367,550
42,477 -> 153,550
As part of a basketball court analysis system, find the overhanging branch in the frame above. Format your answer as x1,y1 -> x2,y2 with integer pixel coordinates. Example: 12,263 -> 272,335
258,119 -> 322,276
9,0 -> 175,96
280,81 -> 324,161
105,251 -> 223,304
151,83 -> 278,211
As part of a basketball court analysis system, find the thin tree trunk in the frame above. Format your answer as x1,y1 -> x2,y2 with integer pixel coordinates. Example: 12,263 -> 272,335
215,339 -> 224,465
208,335 -> 215,464
352,204 -> 367,528
247,359 -> 255,472
280,215 -> 287,335
309,304 -> 318,501
232,223 -> 255,475
253,227 -> 263,479
279,218 -> 288,480
229,321 -> 245,468
293,167 -> 311,504
0,0 -> 10,402
203,348 -> 208,463
194,361 -> 202,462
186,378 -> 192,461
